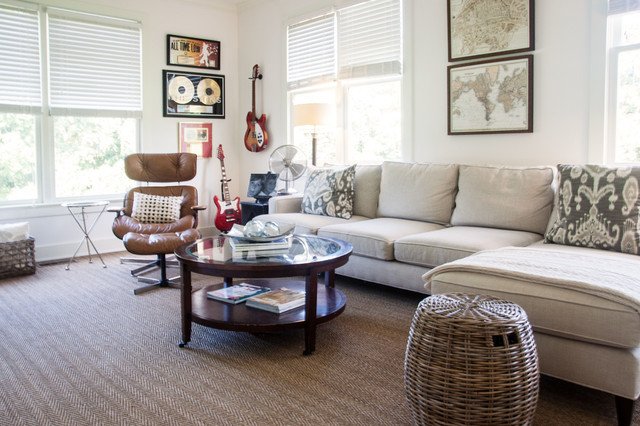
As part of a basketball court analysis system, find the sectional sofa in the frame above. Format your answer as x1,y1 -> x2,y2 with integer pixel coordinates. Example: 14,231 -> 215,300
257,161 -> 640,425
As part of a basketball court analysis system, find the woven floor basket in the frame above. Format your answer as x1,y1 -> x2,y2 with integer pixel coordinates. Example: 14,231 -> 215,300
0,237 -> 36,279
404,293 -> 539,425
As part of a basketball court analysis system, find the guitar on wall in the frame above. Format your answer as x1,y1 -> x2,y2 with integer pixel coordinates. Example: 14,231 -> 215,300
244,64 -> 268,152
213,144 -> 241,233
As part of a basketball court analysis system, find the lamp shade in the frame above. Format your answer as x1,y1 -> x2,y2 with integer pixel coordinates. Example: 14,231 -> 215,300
293,103 -> 332,127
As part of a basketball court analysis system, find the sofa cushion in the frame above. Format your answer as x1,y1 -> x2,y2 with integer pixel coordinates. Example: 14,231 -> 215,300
254,212 -> 369,235
302,165 -> 356,219
377,161 -> 458,224
426,244 -> 640,348
394,226 -> 542,268
545,164 -> 640,254
450,165 -> 554,234
354,164 -> 381,218
318,218 -> 444,260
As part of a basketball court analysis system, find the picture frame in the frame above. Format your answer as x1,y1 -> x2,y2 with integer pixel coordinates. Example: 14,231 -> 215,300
163,70 -> 225,119
178,122 -> 213,158
447,0 -> 534,62
167,34 -> 220,70
448,55 -> 533,135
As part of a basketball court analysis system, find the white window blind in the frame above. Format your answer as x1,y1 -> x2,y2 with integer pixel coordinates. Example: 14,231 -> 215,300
0,5 -> 41,110
48,11 -> 141,115
609,0 -> 640,15
287,14 -> 335,88
338,0 -> 401,79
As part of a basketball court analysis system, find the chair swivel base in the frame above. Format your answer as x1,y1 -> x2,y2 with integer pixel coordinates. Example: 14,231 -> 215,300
134,275 -> 181,295
129,253 -> 181,295
120,256 -> 179,276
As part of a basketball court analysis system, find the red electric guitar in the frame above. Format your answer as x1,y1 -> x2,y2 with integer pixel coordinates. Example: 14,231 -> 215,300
213,145 -> 241,233
244,64 -> 268,152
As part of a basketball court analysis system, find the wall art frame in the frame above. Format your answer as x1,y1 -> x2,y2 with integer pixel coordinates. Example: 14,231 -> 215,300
448,54 -> 533,135
167,34 -> 221,70
178,122 -> 213,157
447,0 -> 534,62
163,70 -> 225,119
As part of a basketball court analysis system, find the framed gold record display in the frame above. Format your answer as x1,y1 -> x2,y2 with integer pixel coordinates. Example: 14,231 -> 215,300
163,70 -> 225,118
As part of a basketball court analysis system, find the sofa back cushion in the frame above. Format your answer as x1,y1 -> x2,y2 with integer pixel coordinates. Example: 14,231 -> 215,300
545,164 -> 640,254
450,165 -> 554,234
354,164 -> 381,218
377,161 -> 459,224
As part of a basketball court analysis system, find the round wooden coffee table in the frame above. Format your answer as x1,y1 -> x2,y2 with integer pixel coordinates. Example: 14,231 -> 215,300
175,234 -> 353,355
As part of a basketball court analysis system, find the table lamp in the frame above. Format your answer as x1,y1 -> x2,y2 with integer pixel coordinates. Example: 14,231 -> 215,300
293,102 -> 331,166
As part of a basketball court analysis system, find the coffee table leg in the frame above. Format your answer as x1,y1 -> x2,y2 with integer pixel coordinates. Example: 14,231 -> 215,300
179,262 -> 192,348
223,277 -> 233,287
303,271 -> 318,356
324,270 -> 335,288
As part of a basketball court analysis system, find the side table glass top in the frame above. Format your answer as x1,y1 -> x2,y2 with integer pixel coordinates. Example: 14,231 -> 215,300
179,235 -> 351,266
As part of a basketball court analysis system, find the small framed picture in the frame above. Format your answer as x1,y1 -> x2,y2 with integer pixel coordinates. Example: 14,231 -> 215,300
179,122 -> 213,157
448,55 -> 533,135
163,70 -> 225,118
167,34 -> 220,70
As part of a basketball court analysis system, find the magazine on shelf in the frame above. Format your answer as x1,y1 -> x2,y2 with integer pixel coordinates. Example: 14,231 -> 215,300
206,283 -> 271,304
245,287 -> 306,313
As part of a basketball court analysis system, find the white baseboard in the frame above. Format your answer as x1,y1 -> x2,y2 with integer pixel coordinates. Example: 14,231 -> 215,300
35,226 -> 218,263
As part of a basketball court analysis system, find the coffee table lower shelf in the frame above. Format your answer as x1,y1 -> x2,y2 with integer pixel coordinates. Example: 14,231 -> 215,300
189,280 -> 347,347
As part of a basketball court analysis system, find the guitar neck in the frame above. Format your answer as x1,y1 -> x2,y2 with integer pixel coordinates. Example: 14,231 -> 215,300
251,79 -> 256,119
219,159 -> 231,201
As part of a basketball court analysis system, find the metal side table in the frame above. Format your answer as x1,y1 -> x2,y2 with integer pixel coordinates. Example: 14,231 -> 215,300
62,200 -> 109,270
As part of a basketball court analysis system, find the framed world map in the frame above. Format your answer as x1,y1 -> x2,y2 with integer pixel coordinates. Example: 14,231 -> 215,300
448,55 -> 533,135
448,0 -> 534,62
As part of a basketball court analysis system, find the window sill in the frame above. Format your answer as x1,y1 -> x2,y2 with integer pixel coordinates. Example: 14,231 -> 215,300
0,197 -> 124,221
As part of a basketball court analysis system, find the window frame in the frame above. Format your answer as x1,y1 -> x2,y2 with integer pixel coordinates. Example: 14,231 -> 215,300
285,0 -> 406,166
0,2 -> 141,208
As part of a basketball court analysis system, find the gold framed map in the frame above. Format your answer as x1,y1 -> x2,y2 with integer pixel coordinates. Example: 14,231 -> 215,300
448,55 -> 533,135
448,0 -> 534,62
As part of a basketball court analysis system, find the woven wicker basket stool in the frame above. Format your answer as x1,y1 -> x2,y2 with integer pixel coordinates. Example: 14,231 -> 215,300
404,293 -> 539,425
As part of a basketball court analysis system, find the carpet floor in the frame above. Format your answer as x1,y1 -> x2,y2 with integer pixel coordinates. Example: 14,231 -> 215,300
0,253 -> 635,425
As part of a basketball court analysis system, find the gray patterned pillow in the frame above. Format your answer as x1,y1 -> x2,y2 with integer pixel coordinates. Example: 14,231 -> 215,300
545,164 -> 640,254
301,165 -> 356,219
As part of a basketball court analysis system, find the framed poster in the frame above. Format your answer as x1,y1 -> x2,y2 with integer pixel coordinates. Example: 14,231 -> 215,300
448,55 -> 533,135
163,70 -> 225,119
179,122 -> 213,157
167,34 -> 220,70
447,0 -> 534,62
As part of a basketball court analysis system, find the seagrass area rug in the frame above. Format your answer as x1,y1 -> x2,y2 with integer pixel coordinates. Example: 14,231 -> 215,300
0,253 -> 633,425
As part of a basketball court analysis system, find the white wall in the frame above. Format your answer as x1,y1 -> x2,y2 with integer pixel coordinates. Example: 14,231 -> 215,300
235,0 -> 606,196
0,0 -> 239,262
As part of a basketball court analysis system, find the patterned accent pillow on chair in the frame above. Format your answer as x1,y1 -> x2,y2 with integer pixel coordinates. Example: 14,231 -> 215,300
131,192 -> 183,223
301,165 -> 356,219
545,164 -> 640,254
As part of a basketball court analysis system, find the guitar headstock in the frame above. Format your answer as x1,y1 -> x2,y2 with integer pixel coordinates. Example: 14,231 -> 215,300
216,144 -> 225,161
251,64 -> 262,80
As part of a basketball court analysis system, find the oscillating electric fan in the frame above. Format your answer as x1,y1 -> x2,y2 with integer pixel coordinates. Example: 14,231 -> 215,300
268,145 -> 308,195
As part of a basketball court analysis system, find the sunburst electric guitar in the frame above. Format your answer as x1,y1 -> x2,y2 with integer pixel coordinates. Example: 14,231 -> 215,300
213,145 -> 241,233
244,64 -> 268,152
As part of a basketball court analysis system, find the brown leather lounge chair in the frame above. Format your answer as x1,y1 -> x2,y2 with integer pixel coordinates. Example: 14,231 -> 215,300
108,153 -> 205,295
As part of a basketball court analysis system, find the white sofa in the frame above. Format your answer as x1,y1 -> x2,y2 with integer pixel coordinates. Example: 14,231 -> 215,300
257,161 -> 640,425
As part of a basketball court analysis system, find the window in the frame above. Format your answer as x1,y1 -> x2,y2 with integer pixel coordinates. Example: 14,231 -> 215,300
607,1 -> 640,163
0,4 -> 141,205
287,0 -> 402,165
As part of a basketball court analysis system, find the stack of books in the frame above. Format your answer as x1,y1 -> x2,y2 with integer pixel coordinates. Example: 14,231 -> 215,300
245,288 -> 306,313
229,237 -> 291,258
206,283 -> 271,304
